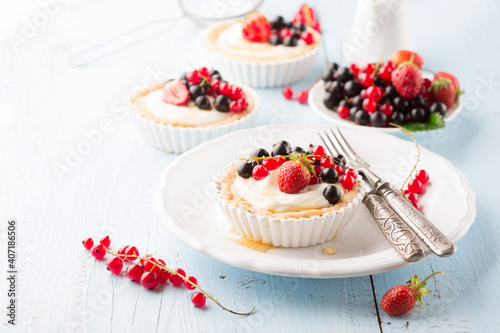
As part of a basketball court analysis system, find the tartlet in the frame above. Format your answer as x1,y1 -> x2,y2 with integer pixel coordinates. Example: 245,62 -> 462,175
130,67 -> 259,153
200,11 -> 321,88
215,141 -> 365,247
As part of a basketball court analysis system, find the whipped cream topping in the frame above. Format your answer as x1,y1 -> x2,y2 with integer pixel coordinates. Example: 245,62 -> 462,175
216,22 -> 310,60
231,169 -> 344,213
137,89 -> 231,126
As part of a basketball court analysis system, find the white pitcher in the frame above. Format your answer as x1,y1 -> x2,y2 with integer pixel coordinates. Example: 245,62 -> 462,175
344,0 -> 413,65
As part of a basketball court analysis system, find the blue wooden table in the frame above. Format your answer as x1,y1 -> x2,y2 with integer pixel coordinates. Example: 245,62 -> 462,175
2,0 -> 500,331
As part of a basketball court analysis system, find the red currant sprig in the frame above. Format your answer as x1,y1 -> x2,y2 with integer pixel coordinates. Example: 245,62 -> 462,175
82,237 -> 255,316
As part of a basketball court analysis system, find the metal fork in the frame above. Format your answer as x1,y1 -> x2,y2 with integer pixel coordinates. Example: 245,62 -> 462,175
319,128 -> 457,258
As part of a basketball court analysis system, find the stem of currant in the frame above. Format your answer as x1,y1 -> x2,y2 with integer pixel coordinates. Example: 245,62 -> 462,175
106,251 -> 255,316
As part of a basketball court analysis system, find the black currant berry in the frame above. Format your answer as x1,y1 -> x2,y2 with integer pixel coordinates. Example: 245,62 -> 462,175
323,92 -> 342,110
214,95 -> 231,112
283,36 -> 298,47
269,34 -> 283,45
351,95 -> 363,108
250,148 -> 269,159
271,140 -> 291,157
429,102 -> 447,117
237,160 -> 257,178
344,80 -> 362,97
410,95 -> 425,109
333,154 -> 346,168
370,111 -> 387,127
323,185 -> 342,205
354,110 -> 370,125
293,22 -> 306,31
320,168 -> 339,183
321,69 -> 335,82
390,111 -> 405,125
195,96 -> 211,110
393,97 -> 410,114
410,108 -> 428,122
334,67 -> 354,83
385,85 -> 399,99
349,107 -> 359,121
270,16 -> 285,30
374,76 -> 385,87
325,81 -> 344,94
291,146 -> 306,154
327,62 -> 339,72
189,85 -> 205,100
338,99 -> 352,109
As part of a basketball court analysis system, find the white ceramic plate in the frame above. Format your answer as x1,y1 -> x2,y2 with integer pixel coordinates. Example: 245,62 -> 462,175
308,78 -> 463,135
156,125 -> 476,278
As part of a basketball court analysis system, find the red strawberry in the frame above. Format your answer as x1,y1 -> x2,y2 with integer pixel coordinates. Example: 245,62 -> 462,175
391,63 -> 423,100
429,76 -> 455,109
278,159 -> 311,194
435,71 -> 463,101
162,80 -> 189,106
242,12 -> 271,42
390,50 -> 424,69
381,271 -> 444,316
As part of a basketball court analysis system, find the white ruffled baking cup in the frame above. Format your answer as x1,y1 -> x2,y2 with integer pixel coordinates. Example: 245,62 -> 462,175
200,31 -> 321,88
130,86 -> 259,154
215,175 -> 366,248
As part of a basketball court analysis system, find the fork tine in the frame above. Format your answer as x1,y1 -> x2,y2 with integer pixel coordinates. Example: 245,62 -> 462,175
336,127 -> 362,162
318,132 -> 339,156
328,128 -> 356,162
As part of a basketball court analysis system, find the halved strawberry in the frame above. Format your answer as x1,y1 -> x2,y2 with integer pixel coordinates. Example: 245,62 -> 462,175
242,12 -> 271,43
390,50 -> 424,69
162,80 -> 189,106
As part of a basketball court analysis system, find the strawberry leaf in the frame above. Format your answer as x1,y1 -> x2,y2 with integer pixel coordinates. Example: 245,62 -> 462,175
402,113 -> 445,132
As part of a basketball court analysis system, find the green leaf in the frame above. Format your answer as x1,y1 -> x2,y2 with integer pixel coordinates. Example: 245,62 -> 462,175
402,113 -> 445,132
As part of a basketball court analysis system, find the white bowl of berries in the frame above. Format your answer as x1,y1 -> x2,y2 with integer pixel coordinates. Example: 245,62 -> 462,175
308,50 -> 463,134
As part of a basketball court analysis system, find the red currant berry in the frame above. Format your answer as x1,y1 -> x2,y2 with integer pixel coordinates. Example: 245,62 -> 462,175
126,264 -> 144,282
252,165 -> 269,180
237,98 -> 248,111
386,61 -> 396,70
117,245 -> 129,260
143,258 -> 159,273
191,292 -> 207,308
155,259 -> 170,283
309,165 -> 322,185
360,89 -> 367,99
320,157 -> 333,168
169,268 -> 186,286
358,73 -> 374,87
349,64 -> 360,75
184,276 -> 198,290
106,257 -> 123,274
140,272 -> 160,290
280,28 -> 292,39
187,70 -> 201,84
337,105 -> 350,119
407,193 -> 418,204
262,158 -> 279,171
378,66 -> 391,81
99,236 -> 111,248
199,67 -> 210,78
344,168 -> 357,180
124,246 -> 139,261
333,164 -> 343,176
362,98 -> 377,113
301,31 -> 314,45
231,86 -> 243,100
276,157 -> 287,167
219,83 -> 231,96
282,87 -> 294,100
91,244 -> 106,260
363,63 -> 375,75
296,90 -> 308,104
312,145 -> 326,157
366,86 -> 383,102
211,79 -> 221,92
380,103 -> 394,117
341,174 -> 356,190
82,237 -> 93,250
421,78 -> 432,97
407,179 -> 423,194
229,100 -> 241,113
415,170 -> 429,185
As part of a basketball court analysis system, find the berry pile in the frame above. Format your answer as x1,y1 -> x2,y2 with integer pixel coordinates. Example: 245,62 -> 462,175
242,4 -> 319,46
162,67 -> 248,113
402,169 -> 430,211
82,236 -> 254,315
238,141 -> 358,205
320,50 -> 462,129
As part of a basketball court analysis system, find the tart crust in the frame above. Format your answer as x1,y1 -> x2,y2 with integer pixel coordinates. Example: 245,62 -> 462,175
216,163 -> 362,219
201,21 -> 321,62
130,82 -> 254,128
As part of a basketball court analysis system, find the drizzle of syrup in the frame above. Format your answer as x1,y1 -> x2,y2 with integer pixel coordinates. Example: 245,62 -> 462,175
229,229 -> 278,253
322,247 -> 337,255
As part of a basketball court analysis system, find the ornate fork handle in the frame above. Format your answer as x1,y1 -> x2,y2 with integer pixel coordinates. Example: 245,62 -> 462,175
377,183 -> 457,257
363,192 -> 425,262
